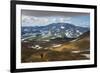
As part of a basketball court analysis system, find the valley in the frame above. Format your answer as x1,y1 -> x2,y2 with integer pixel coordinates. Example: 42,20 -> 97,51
21,31 -> 90,63
21,23 -> 90,63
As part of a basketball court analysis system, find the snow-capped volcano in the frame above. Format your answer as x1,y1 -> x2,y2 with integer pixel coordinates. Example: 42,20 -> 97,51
21,23 -> 89,39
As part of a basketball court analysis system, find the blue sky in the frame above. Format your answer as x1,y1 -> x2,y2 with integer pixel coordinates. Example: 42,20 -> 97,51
22,10 -> 90,27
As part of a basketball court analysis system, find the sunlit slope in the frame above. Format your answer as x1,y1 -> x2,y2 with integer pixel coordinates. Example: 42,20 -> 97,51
50,31 -> 90,51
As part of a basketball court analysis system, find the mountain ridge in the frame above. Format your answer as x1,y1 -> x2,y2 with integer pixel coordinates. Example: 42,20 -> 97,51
21,23 -> 89,40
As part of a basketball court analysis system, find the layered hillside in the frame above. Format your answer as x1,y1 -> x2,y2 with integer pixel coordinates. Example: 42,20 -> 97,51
49,31 -> 90,51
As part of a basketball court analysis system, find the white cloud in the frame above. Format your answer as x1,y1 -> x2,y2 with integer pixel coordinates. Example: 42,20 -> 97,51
22,15 -> 72,26
22,15 -> 50,26
59,17 -> 72,23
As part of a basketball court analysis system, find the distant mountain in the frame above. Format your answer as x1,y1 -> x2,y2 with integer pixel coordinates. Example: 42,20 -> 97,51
21,23 -> 89,40
50,31 -> 90,51
77,31 -> 90,40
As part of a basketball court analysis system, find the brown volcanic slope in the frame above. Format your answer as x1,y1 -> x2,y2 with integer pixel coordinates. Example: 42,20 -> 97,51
50,31 -> 90,51
21,31 -> 90,62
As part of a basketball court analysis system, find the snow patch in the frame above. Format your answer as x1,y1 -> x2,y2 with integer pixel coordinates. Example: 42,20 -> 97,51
71,51 -> 80,53
61,26 -> 65,29
32,45 -> 42,50
52,44 -> 62,47
70,39 -> 78,42
81,54 -> 90,58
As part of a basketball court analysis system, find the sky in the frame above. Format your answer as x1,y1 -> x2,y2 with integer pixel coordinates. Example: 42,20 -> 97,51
21,10 -> 90,27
